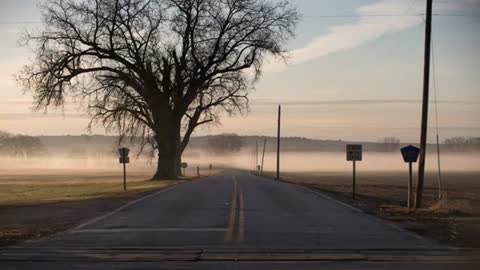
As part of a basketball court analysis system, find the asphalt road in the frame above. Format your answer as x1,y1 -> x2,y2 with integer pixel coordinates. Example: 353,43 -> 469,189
1,171 -> 478,269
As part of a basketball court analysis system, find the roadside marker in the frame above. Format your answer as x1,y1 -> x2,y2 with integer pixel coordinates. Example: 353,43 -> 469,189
346,144 -> 362,200
401,145 -> 420,208
181,162 -> 188,176
118,147 -> 130,191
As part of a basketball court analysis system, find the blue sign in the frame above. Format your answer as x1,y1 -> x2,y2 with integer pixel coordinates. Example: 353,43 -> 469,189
401,145 -> 420,163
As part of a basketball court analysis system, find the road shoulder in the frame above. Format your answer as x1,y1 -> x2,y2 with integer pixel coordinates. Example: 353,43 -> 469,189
0,181 -> 180,246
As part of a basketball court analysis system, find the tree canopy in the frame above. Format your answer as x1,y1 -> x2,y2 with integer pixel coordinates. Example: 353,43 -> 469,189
18,0 -> 299,178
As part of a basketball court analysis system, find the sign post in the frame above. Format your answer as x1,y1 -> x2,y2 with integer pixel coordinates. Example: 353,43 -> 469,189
276,105 -> 281,180
261,138 -> 266,175
181,162 -> 188,176
401,145 -> 420,208
346,144 -> 362,200
118,147 -> 130,191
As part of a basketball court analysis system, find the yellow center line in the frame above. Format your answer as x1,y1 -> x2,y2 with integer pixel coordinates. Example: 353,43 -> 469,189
236,185 -> 245,242
224,175 -> 246,243
224,177 -> 238,242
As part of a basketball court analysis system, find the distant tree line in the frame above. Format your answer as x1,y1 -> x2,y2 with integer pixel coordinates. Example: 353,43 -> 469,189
444,137 -> 480,151
206,134 -> 244,154
378,137 -> 401,152
0,131 -> 46,158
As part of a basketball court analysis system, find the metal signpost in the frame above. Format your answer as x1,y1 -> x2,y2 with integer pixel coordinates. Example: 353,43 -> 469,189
181,162 -> 188,176
401,145 -> 420,208
346,144 -> 362,200
118,147 -> 130,191
276,105 -> 281,180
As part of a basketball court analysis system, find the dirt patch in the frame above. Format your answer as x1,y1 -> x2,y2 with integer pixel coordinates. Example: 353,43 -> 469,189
265,170 -> 480,248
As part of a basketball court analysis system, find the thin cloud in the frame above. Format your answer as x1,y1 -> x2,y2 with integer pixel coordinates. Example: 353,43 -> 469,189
251,98 -> 480,106
264,0 -> 425,73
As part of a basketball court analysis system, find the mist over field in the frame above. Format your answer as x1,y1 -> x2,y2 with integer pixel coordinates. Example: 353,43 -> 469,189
0,134 -> 478,184
186,150 -> 480,172
0,148 -> 478,174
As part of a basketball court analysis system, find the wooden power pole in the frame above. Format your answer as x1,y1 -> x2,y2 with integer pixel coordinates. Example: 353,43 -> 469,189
415,0 -> 433,209
255,140 -> 259,172
261,137 -> 266,175
276,105 -> 281,180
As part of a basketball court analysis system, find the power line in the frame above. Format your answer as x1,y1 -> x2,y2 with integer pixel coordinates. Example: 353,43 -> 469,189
0,13 -> 478,25
431,30 -> 444,201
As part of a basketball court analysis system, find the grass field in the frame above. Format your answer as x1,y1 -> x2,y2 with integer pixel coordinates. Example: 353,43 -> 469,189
0,180 -> 177,206
0,163 -> 218,205
265,170 -> 480,248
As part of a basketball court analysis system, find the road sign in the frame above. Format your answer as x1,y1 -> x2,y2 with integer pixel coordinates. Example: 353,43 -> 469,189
400,145 -> 420,208
119,157 -> 130,164
118,147 -> 130,164
181,162 -> 188,176
118,147 -> 130,191
346,144 -> 362,200
401,145 -> 420,163
346,144 -> 362,161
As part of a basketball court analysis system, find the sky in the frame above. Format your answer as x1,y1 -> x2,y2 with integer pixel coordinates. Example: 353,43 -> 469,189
0,0 -> 479,142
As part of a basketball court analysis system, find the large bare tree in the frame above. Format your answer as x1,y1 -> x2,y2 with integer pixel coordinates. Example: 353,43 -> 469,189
18,0 -> 298,179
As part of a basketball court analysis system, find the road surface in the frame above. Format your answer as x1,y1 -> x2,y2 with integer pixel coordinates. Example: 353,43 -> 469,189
1,171 -> 478,269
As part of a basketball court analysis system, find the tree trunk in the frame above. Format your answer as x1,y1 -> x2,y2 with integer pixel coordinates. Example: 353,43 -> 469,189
151,121 -> 183,180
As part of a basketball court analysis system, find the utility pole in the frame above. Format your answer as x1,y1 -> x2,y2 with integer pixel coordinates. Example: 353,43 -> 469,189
415,0 -> 433,209
436,134 -> 443,200
255,140 -> 259,172
261,137 -> 266,175
276,105 -> 281,180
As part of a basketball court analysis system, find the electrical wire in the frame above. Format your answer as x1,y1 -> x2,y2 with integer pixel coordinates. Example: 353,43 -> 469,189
0,14 -> 478,25
431,30 -> 445,201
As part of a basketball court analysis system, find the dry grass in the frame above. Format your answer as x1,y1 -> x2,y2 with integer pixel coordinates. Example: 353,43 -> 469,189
0,166 -> 219,206
0,180 -> 178,206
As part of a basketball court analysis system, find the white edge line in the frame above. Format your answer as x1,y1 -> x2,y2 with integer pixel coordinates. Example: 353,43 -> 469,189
298,184 -> 432,244
255,174 -> 432,244
71,184 -> 178,232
